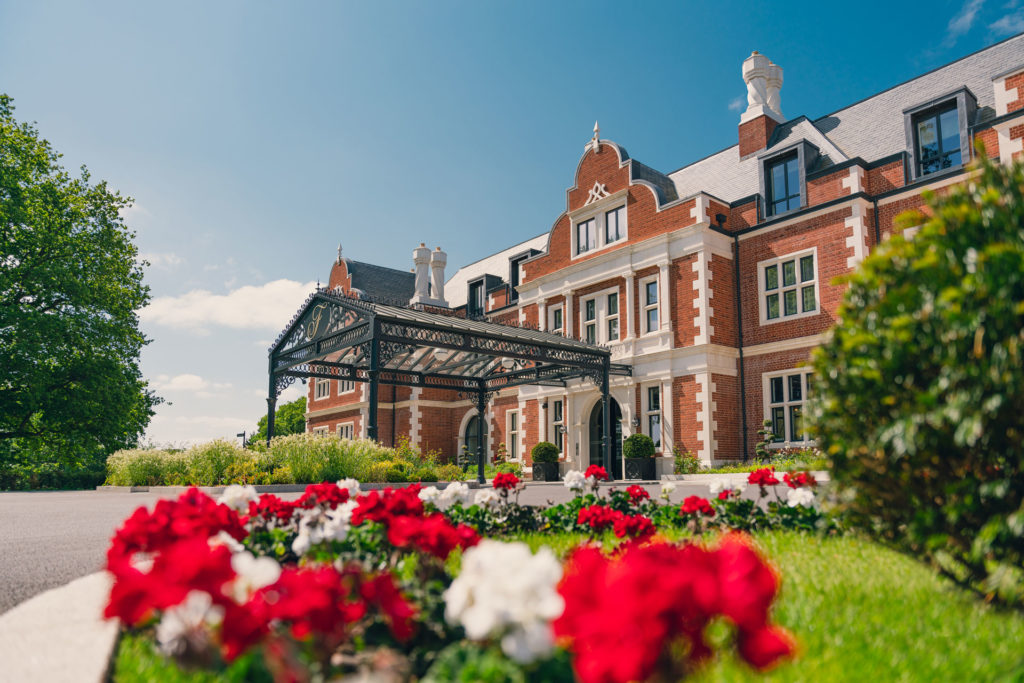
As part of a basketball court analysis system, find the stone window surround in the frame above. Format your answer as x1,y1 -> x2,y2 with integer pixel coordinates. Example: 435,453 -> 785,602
506,409 -> 521,462
314,378 -> 331,401
570,188 -> 629,260
579,284 -> 620,345
638,273 -> 660,335
761,368 -> 815,449
336,422 -> 355,440
756,246 -> 820,326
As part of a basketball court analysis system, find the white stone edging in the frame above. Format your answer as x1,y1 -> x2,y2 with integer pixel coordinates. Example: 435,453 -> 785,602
0,571 -> 118,683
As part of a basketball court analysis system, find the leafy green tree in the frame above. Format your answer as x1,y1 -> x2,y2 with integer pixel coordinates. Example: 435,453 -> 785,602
0,95 -> 158,488
252,396 -> 307,444
809,150 -> 1024,604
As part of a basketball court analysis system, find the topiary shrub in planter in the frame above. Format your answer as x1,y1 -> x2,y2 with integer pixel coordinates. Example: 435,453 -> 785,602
809,151 -> 1024,605
623,434 -> 656,480
531,441 -> 560,481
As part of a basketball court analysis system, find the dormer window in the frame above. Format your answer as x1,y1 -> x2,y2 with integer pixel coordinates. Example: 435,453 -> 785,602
468,281 -> 484,317
766,153 -> 801,216
758,141 -> 816,219
913,103 -> 961,176
903,88 -> 975,181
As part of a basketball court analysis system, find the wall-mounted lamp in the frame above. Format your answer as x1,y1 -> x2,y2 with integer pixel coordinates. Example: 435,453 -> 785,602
631,417 -> 641,430
434,348 -> 452,362
500,357 -> 515,370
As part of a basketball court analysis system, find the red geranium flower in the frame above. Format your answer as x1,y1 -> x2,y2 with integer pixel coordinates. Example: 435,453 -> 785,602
296,482 -> 350,509
492,472 -> 521,490
351,486 -> 425,526
717,490 -> 731,501
626,484 -> 650,505
783,471 -> 816,489
259,566 -> 366,640
584,465 -> 609,481
553,536 -> 793,683
247,493 -> 299,525
680,495 -> 715,517
748,467 -> 780,487
359,572 -> 418,642
577,504 -> 619,531
613,513 -> 656,540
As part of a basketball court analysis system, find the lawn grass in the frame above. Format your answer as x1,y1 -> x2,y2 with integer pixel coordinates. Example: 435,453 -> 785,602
112,531 -> 1024,682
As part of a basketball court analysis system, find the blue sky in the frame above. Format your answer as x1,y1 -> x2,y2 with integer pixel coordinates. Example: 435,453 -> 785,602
1,0 -> 1019,444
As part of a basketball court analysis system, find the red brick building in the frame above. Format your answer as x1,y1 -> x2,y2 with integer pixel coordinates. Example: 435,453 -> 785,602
303,36 -> 1024,476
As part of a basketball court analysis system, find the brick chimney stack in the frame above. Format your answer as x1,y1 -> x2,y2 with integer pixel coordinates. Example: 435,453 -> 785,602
738,51 -> 785,158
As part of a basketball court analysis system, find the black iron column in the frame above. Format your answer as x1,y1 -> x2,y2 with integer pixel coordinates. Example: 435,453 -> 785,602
266,361 -> 276,446
367,336 -> 380,441
476,387 -> 487,484
601,358 -> 612,479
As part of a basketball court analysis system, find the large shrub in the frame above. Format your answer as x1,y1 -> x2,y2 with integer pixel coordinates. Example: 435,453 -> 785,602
623,434 -> 655,459
531,441 -> 559,463
809,152 -> 1024,603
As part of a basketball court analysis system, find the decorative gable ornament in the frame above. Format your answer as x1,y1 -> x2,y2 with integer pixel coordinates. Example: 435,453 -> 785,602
585,181 -> 610,206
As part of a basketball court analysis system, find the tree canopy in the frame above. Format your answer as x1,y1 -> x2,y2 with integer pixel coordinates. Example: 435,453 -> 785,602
0,95 -> 158,485
252,396 -> 307,444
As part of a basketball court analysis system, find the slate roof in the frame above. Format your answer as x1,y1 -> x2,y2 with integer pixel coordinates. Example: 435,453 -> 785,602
343,259 -> 415,304
668,33 -> 1024,204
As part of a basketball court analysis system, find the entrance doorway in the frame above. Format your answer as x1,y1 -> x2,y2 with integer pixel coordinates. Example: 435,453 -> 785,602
464,414 -> 482,465
588,398 -> 623,479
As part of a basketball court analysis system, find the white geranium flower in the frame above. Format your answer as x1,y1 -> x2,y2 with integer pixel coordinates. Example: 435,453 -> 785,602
217,485 -> 258,513
291,500 -> 355,555
419,486 -> 442,504
444,540 -> 564,663
439,481 -> 473,507
708,479 -> 729,496
336,478 -> 361,496
230,552 -> 281,603
787,487 -> 816,508
563,470 -> 586,493
156,591 -> 224,657
474,489 -> 500,508
212,530 -> 245,554
660,481 -> 676,499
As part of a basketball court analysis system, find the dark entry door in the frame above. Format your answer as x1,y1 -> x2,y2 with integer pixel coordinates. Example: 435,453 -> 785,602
588,399 -> 622,479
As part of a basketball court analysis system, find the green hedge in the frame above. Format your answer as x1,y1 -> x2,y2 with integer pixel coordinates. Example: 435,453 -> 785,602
105,434 -> 463,486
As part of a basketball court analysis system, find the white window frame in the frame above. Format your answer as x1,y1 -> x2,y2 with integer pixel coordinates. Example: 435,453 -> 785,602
338,380 -> 356,395
639,275 -> 659,335
506,410 -> 521,462
579,285 -> 621,345
758,247 -> 820,326
551,399 -> 564,454
548,304 -> 564,335
311,425 -> 329,436
644,385 -> 662,450
606,290 -> 620,342
762,369 -> 815,448
314,378 -> 331,401
336,422 -> 355,440
570,194 -> 628,259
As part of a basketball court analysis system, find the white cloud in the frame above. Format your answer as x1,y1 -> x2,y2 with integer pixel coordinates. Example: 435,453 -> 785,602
140,279 -> 318,332
151,373 -> 232,394
990,8 -> 1024,33
728,96 -> 744,112
145,413 -> 254,446
140,252 -> 183,270
947,0 -> 985,44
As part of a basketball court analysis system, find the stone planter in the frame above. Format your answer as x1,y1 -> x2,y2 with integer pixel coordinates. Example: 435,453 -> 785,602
624,457 -> 656,481
532,461 -> 560,481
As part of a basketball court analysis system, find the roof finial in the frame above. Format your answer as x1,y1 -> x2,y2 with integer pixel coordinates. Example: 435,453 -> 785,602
591,121 -> 600,153
337,243 -> 342,264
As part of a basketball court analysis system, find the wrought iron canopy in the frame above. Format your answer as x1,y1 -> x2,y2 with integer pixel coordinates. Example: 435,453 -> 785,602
269,287 -> 631,397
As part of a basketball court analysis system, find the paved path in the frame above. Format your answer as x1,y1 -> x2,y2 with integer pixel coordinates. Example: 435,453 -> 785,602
0,480 -> 763,615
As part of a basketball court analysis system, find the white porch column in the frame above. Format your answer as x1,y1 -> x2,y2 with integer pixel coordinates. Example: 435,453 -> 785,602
564,290 -> 574,339
658,262 -> 671,333
538,302 -> 547,331
661,378 -> 674,455
625,273 -> 635,339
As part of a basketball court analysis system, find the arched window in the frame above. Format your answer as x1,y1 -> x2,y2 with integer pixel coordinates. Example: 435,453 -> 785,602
464,414 -> 481,459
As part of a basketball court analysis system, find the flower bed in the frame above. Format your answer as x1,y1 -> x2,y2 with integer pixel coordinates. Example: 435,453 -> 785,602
104,471 -> 805,682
